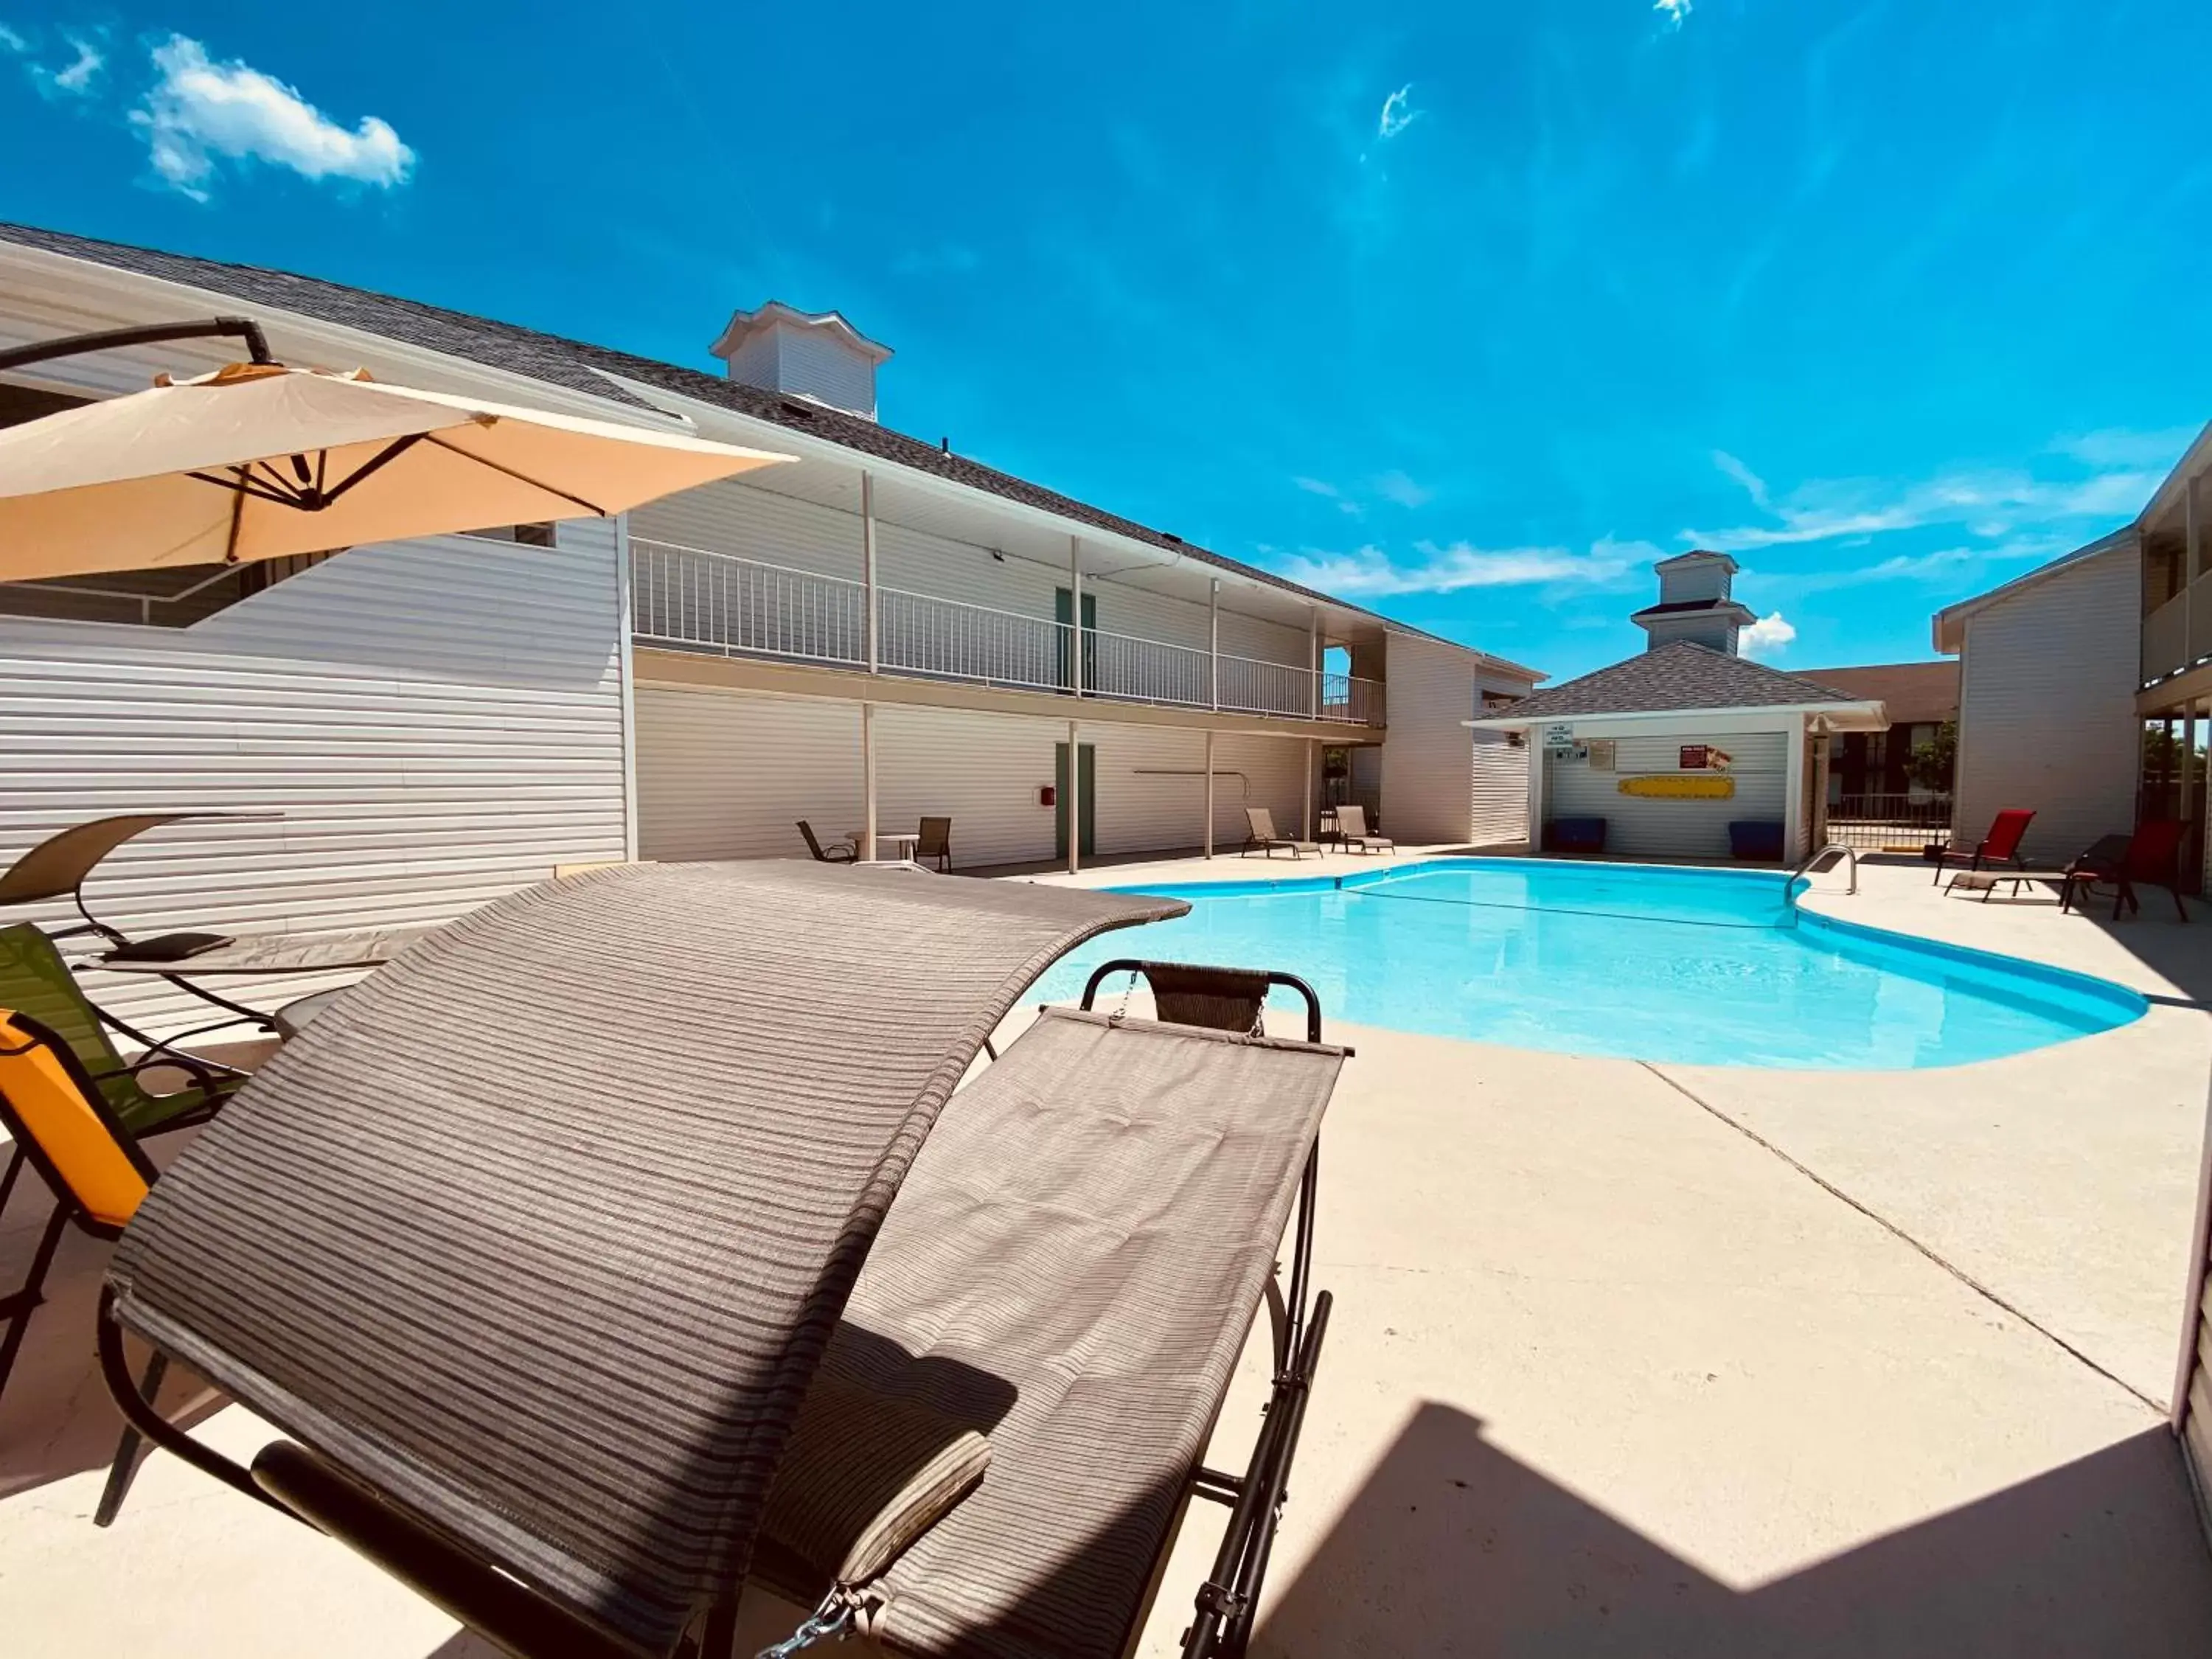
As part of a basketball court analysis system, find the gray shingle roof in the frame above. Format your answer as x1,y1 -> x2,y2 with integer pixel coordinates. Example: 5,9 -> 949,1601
1479,641 -> 1869,720
0,220 -> 1465,647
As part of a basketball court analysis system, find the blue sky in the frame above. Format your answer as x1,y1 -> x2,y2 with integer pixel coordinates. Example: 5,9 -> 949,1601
1,1 -> 2205,681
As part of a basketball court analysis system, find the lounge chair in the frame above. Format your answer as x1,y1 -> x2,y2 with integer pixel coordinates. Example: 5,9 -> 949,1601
0,923 -> 241,1419
915,815 -> 953,874
797,819 -> 857,863
0,810 -> 411,1048
1930,808 -> 2034,886
1242,805 -> 1318,859
1335,803 -> 1395,855
2062,821 -> 2189,922
97,862 -> 1345,1659
0,980 -> 242,1525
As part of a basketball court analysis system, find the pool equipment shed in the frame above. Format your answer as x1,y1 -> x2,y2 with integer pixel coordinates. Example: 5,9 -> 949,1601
1470,641 -> 1886,863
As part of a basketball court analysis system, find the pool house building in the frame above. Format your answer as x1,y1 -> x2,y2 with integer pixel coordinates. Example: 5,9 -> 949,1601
1472,554 -> 1886,863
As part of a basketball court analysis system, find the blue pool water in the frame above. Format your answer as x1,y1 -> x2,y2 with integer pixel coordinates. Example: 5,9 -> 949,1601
1036,858 -> 2146,1070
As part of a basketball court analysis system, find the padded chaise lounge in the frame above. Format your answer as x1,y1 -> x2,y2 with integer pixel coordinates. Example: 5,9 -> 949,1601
97,861 -> 1344,1659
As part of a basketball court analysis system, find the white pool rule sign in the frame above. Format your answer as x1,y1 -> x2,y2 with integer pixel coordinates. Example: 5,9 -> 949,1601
1543,723 -> 1578,754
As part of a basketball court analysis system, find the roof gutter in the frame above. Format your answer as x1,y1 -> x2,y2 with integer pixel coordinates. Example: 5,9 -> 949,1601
1466,699 -> 1888,728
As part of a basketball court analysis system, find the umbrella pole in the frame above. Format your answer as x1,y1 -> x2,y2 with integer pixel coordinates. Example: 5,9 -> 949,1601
0,316 -> 274,374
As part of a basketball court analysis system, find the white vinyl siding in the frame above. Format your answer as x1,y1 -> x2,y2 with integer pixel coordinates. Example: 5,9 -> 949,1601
1953,543 -> 2140,864
0,524 -> 630,1036
633,686 -> 1309,866
1543,731 -> 1788,860
1470,734 -> 1530,847
1380,634 -> 1477,844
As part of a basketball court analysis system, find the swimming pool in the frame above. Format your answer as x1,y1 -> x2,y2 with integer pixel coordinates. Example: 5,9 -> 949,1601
1034,858 -> 2146,1070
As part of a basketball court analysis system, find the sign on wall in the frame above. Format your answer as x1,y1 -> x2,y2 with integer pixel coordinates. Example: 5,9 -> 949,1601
1620,774 -> 1736,799
1543,723 -> 1578,755
1585,738 -> 1616,771
1679,745 -> 1733,773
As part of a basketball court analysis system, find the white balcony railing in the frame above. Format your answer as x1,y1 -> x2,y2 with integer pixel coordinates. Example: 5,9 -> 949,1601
630,539 -> 1386,727
880,585 -> 1067,692
631,538 -> 866,667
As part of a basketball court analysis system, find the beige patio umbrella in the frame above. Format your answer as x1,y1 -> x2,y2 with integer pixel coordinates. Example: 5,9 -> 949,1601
0,361 -> 793,581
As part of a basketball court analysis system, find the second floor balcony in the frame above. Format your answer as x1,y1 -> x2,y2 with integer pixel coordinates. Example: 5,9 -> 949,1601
630,538 -> 1386,728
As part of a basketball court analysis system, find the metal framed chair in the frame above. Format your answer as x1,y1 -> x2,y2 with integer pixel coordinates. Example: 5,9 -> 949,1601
0,998 -> 217,1523
94,864 -> 1343,1659
797,821 -> 858,863
914,816 -> 953,873
0,923 -> 243,1408
1930,808 -> 2034,886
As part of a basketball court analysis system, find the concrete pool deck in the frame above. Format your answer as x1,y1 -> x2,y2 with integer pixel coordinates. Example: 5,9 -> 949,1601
2,848 -> 2210,1655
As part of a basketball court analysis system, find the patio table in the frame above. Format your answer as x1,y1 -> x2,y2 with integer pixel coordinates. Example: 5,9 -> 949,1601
850,830 -> 922,860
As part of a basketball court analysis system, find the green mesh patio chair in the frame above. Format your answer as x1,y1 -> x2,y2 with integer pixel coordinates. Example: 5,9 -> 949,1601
0,922 -> 243,1418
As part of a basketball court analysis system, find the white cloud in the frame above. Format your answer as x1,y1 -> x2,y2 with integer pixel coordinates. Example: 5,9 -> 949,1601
0,24 -> 25,53
1773,537 -> 2067,596
2051,426 -> 2201,470
1711,448 -> 1770,510
1273,537 -> 1652,597
131,35 -> 414,201
1738,611 -> 1795,658
1293,476 -> 1363,517
1373,469 -> 1434,508
1377,84 -> 1422,140
1683,462 -> 2160,552
35,35 -> 102,95
1655,0 -> 1693,30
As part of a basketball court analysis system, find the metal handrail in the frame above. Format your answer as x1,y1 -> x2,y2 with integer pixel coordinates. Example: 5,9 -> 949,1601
1788,841 -> 1858,897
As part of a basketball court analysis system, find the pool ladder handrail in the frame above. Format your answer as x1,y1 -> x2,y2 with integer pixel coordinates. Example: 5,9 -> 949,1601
1788,841 -> 1858,897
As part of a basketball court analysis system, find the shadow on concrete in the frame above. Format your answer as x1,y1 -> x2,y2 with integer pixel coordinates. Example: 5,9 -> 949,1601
1254,1402 -> 2212,1658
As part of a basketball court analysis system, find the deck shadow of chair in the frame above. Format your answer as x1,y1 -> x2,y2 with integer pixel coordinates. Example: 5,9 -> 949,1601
797,821 -> 857,863
915,817 -> 953,874
1251,1404 -> 2212,1658
2062,821 -> 2190,922
1930,807 -> 2034,887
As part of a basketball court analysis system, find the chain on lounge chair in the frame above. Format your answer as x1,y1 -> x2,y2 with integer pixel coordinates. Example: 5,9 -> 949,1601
95,862 -> 1346,1659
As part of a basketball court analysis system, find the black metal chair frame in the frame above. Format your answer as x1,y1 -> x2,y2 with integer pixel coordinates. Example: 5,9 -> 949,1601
796,821 -> 857,864
0,1010 -> 220,1524
0,810 -> 294,1052
1076,959 -> 1336,1659
915,817 -> 954,874
96,956 -> 1338,1659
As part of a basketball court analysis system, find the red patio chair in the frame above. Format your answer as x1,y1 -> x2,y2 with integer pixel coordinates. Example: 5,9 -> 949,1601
2062,819 -> 2189,922
1930,808 -> 2034,886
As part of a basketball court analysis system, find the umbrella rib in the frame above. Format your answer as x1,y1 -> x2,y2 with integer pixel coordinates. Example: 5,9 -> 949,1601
186,468 -> 307,508
420,432 -> 608,518
315,433 -> 430,505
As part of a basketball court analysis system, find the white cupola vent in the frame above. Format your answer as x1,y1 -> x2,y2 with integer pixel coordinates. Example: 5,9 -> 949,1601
709,302 -> 893,421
